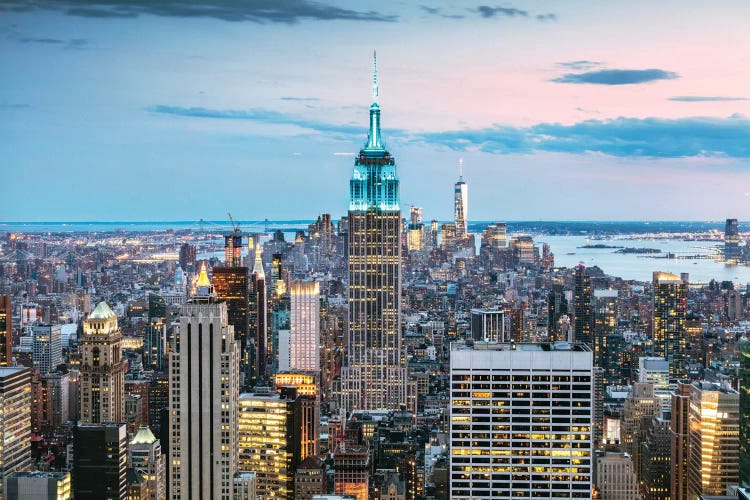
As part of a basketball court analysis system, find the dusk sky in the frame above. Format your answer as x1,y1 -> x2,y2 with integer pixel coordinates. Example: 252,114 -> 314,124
2,1 -> 750,222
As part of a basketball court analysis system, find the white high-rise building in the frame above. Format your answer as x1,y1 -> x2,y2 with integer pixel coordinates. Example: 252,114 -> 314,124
169,266 -> 240,499
454,159 -> 468,240
450,341 -> 594,499
290,281 -> 320,373
595,452 -> 640,500
32,325 -> 62,374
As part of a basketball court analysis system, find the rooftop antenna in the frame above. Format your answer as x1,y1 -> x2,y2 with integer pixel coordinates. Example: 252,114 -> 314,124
372,50 -> 378,102
459,158 -> 464,181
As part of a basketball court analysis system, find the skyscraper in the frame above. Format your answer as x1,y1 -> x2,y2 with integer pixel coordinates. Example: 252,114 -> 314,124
574,264 -> 592,346
0,296 -> 11,366
449,341 -> 594,499
213,266 -> 249,352
80,301 -> 125,424
32,324 -> 62,374
225,227 -> 243,268
0,367 -> 31,500
73,423 -> 127,500
740,338 -> 750,486
250,244 -> 268,382
454,158 -> 468,240
686,382 -> 739,498
128,426 -> 165,500
169,269 -> 240,499
725,218 -> 740,263
238,389 -> 302,499
289,281 -> 320,373
652,272 -> 687,380
341,53 -> 406,413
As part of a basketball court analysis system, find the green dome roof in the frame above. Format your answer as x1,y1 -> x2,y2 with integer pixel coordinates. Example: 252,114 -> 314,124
90,301 -> 116,319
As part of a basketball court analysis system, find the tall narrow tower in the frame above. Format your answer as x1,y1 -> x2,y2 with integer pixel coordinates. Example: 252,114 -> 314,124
80,301 -> 125,424
454,158 -> 468,240
169,265 -> 240,499
652,271 -> 687,379
341,53 -> 406,412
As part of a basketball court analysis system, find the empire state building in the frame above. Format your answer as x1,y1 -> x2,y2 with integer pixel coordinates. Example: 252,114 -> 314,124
341,53 -> 406,412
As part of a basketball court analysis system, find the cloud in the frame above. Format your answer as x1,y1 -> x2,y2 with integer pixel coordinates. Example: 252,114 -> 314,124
552,68 -> 678,85
1,0 -> 398,23
536,13 -> 556,21
149,104 -> 750,159
669,96 -> 748,102
16,36 -> 64,44
10,33 -> 89,48
476,6 -> 528,18
0,103 -> 30,109
279,96 -> 321,102
147,105 -> 378,137
419,5 -> 440,15
414,115 -> 750,158
557,60 -> 601,71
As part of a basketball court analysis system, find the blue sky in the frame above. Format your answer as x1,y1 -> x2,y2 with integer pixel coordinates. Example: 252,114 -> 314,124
2,0 -> 750,221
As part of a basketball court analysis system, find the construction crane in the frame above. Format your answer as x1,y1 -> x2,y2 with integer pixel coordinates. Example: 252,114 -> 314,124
228,212 -> 241,234
225,212 -> 242,266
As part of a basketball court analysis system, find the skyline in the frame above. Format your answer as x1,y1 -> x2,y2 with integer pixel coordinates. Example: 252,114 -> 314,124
3,1 -> 750,221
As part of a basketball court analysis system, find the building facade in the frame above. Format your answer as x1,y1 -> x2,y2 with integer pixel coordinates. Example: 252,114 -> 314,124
449,342 -> 594,498
652,272 -> 687,380
32,325 -> 62,374
341,56 -> 406,413
80,301 -> 125,424
73,423 -> 127,500
169,275 -> 240,500
0,367 -> 31,500
0,296 -> 12,366
290,281 -> 320,373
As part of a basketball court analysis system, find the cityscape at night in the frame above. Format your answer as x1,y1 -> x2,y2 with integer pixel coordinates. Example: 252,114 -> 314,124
2,1 -> 750,499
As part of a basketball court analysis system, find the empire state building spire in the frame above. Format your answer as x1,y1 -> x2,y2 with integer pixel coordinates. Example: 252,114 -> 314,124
365,50 -> 383,150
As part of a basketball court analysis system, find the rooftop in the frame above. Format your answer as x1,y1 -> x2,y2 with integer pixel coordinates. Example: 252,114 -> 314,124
90,301 -> 116,319
453,341 -> 591,352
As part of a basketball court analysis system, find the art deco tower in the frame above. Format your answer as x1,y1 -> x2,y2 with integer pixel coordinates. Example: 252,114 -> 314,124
80,301 -> 125,424
341,53 -> 406,412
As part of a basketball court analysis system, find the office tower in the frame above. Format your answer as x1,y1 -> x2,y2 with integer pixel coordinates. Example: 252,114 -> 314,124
290,281 -> 320,372
407,207 -> 424,252
169,274 -> 240,499
547,284 -> 568,342
638,357 -> 671,409
273,296 -> 292,373
275,372 -> 319,460
592,288 -> 617,360
670,382 -> 691,500
741,338 -> 750,486
428,220 -> 439,248
639,415 -> 671,500
481,223 -> 507,249
685,382 -> 739,498
73,423 -> 127,500
80,301 -> 125,424
32,325 -> 62,374
725,218 -> 741,263
454,159 -> 468,240
0,367 -> 31,500
621,382 -> 661,475
238,389 -> 302,499
449,342 -> 594,499
178,243 -> 196,272
250,244 -> 268,381
509,235 -> 536,264
144,319 -> 165,371
128,426 -> 165,500
270,253 -> 284,297
4,472 -> 71,500
333,443 -> 369,500
225,226 -> 243,267
341,54 -> 406,413
469,308 -> 508,342
294,456 -> 325,500
0,296 -> 11,366
652,272 -> 687,380
439,223 -> 456,252
573,264 -> 592,346
213,265 -> 249,350
594,452 -> 639,500
40,371 -> 70,431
